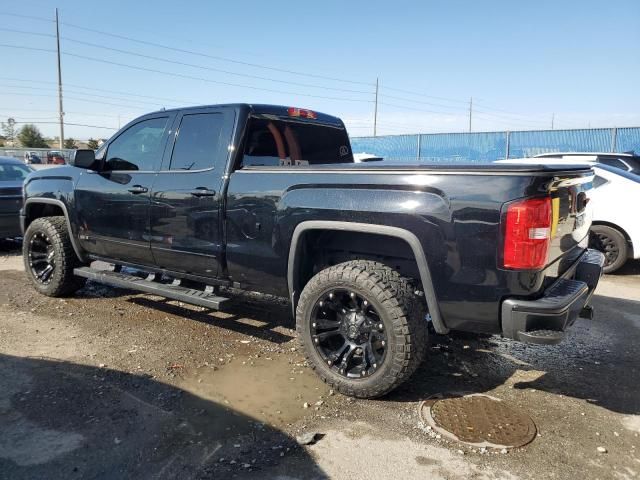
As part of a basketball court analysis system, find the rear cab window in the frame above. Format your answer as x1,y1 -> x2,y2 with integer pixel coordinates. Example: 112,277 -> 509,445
240,114 -> 353,168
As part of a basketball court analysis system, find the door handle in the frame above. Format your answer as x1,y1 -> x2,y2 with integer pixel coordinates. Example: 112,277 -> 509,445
128,185 -> 148,194
190,187 -> 216,197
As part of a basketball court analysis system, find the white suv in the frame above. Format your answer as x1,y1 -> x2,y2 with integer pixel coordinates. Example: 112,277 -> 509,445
535,152 -> 640,176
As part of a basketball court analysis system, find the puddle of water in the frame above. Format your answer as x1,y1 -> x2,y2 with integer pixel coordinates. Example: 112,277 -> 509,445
181,355 -> 329,427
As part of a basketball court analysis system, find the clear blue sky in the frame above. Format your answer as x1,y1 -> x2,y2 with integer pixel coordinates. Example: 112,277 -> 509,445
1,0 -> 639,140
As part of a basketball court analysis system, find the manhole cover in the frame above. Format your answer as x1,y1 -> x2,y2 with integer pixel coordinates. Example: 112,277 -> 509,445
419,393 -> 537,449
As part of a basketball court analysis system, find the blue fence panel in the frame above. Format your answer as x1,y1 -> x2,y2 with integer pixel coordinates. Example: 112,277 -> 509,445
350,135 -> 419,163
350,127 -> 640,163
615,127 -> 640,154
507,128 -> 612,158
419,131 -> 508,163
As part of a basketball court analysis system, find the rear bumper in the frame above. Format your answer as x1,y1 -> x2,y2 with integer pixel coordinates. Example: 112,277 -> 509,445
501,249 -> 605,345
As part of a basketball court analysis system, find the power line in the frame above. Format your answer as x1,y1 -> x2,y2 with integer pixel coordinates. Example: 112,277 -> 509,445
473,110 -> 549,128
0,84 -> 175,108
0,26 -> 55,38
378,101 -> 460,115
0,106 -> 128,119
0,11 -> 52,23
0,25 -> 549,126
0,42 -> 371,103
0,26 -> 374,95
0,43 -> 374,104
60,20 -> 373,87
0,43 -> 55,54
0,76 -> 194,105
380,93 -> 467,111
62,51 -> 373,103
380,85 -> 470,105
61,36 -> 373,95
0,90 -> 151,110
380,86 -> 551,125
12,120 -> 117,129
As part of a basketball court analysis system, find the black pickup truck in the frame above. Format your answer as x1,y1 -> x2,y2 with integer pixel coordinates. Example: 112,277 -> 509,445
21,104 -> 604,398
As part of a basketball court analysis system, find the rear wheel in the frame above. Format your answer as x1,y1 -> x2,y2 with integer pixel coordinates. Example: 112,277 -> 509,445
23,217 -> 86,296
589,225 -> 628,274
296,260 -> 427,398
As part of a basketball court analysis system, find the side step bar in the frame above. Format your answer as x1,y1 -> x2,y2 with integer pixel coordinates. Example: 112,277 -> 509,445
74,267 -> 229,310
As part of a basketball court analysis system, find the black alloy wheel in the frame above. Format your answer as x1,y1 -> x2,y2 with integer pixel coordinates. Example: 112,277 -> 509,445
27,231 -> 56,284
23,217 -> 86,296
296,260 -> 428,398
310,288 -> 387,379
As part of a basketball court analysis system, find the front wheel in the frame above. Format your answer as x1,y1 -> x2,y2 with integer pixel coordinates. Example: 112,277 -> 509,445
296,260 -> 427,398
589,225 -> 628,274
23,216 -> 86,296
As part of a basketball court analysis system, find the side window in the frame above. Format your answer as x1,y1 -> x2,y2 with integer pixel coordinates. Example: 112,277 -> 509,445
599,157 -> 628,171
104,117 -> 168,171
170,113 -> 224,170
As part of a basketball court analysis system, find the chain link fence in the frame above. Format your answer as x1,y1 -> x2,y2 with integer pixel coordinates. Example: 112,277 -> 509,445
0,147 -> 75,163
350,127 -> 640,163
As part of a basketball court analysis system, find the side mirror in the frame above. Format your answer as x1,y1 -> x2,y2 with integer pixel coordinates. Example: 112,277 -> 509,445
70,149 -> 97,169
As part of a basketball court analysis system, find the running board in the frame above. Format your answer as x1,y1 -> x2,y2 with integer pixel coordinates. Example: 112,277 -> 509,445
74,267 -> 229,310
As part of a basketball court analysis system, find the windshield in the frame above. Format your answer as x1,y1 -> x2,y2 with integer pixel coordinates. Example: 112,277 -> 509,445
0,163 -> 31,181
241,117 -> 353,167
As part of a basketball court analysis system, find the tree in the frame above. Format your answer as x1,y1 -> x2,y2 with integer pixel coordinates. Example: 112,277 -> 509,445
1,118 -> 17,146
87,138 -> 99,150
64,138 -> 78,149
17,124 -> 48,148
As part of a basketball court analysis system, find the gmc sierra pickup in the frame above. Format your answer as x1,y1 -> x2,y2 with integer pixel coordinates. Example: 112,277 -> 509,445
21,104 -> 604,398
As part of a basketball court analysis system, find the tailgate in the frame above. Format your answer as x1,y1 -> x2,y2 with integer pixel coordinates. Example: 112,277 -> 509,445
546,171 -> 594,274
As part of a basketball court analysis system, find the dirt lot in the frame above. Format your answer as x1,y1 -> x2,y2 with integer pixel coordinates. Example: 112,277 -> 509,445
1,240 -> 638,479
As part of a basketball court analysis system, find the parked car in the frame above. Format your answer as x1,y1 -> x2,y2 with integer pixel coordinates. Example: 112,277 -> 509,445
24,151 -> 42,165
0,156 -> 32,239
21,104 -> 604,398
535,152 -> 640,176
497,158 -> 639,273
587,164 -> 639,273
47,150 -> 65,165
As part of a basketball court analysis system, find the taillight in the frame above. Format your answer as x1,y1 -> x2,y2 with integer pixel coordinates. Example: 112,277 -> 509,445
502,196 -> 552,270
287,107 -> 317,119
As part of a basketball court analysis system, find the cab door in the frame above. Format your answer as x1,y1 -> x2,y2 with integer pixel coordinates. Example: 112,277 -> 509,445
149,107 -> 235,277
74,113 -> 174,264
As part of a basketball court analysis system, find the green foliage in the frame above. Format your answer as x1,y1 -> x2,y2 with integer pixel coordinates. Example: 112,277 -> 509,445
17,124 -> 49,148
63,138 -> 78,149
87,138 -> 99,150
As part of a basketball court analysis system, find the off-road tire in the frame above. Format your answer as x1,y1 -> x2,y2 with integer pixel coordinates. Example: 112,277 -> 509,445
23,216 -> 86,296
590,225 -> 628,274
296,260 -> 427,398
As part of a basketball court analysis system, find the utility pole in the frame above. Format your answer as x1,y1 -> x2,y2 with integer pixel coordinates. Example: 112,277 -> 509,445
55,8 -> 64,149
468,97 -> 473,132
373,77 -> 379,137
551,113 -> 555,130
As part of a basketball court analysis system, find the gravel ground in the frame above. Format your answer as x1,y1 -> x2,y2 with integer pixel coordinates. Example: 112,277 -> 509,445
0,240 -> 638,479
